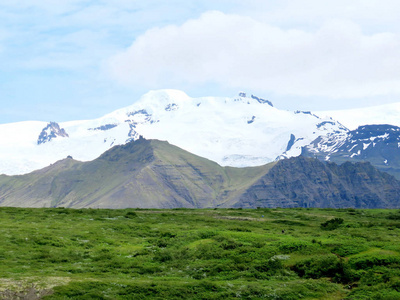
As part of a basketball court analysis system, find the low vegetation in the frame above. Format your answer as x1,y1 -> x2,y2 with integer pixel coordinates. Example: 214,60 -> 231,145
0,207 -> 400,299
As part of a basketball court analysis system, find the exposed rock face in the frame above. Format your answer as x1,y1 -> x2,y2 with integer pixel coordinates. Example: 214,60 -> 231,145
165,103 -> 179,111
125,109 -> 155,142
37,122 -> 69,145
303,124 -> 400,179
231,156 -> 400,209
89,124 -> 118,131
294,110 -> 321,119
286,134 -> 296,152
250,95 -> 273,107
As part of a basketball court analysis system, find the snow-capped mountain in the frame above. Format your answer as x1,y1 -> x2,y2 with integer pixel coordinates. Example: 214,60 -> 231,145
303,124 -> 400,178
0,89 -> 347,175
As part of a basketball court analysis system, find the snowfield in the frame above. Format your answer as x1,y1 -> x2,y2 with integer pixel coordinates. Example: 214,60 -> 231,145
1,89 -> 349,175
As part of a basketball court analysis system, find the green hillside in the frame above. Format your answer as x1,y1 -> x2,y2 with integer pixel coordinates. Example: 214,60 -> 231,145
0,138 -> 274,209
1,138 -> 400,209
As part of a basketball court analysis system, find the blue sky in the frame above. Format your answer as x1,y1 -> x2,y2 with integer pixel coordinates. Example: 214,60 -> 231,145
2,0 -> 400,124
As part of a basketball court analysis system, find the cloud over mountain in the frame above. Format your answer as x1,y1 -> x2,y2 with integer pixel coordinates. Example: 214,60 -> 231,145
108,10 -> 400,99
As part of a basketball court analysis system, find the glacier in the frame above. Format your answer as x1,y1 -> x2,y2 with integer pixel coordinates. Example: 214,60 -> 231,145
1,89 -> 348,175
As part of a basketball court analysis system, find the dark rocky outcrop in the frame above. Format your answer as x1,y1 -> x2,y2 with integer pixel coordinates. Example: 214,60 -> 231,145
303,124 -> 400,179
250,95 -> 273,107
230,156 -> 400,209
89,124 -> 118,131
37,122 -> 69,145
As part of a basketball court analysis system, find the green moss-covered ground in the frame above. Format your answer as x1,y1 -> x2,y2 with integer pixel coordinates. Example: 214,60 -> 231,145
1,207 -> 400,299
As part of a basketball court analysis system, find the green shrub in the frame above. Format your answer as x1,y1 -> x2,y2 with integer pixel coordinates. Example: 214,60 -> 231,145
48,281 -> 109,299
332,243 -> 368,257
360,269 -> 386,286
160,231 -> 176,238
348,287 -> 400,300
292,254 -> 354,283
387,211 -> 400,220
272,219 -> 306,226
220,239 -> 243,250
349,254 -> 400,270
135,264 -> 162,275
320,218 -> 344,230
197,229 -> 217,239
153,248 -> 174,262
278,241 -> 317,254
228,227 -> 251,232
124,211 -> 137,218
253,257 -> 284,276
154,238 -> 169,248
195,242 -> 224,259
389,277 -> 400,291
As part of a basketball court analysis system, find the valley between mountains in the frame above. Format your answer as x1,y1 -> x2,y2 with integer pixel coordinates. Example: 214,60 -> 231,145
1,138 -> 399,209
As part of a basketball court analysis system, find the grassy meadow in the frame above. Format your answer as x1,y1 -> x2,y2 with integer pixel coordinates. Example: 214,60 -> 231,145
0,207 -> 400,299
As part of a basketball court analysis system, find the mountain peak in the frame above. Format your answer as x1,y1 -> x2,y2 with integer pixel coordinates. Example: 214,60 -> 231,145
37,122 -> 69,145
0,89 -> 349,175
99,136 -> 155,163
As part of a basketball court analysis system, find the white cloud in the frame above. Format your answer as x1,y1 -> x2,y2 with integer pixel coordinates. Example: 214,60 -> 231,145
3,0 -> 400,123
108,10 -> 400,99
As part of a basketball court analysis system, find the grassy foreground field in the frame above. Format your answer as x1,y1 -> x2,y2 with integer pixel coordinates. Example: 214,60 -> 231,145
1,207 -> 400,299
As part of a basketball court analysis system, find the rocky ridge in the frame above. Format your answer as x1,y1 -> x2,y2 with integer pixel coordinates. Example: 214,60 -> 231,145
37,122 -> 69,145
303,124 -> 400,178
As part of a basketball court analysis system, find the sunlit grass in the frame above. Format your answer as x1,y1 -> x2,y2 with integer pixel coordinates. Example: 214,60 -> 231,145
0,207 -> 399,299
